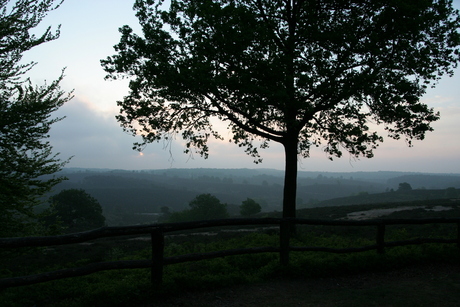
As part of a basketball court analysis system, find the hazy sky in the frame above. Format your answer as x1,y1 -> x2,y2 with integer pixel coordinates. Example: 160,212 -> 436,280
22,0 -> 460,173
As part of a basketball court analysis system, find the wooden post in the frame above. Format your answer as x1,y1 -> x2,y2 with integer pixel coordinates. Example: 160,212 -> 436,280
457,223 -> 460,249
151,228 -> 164,288
376,223 -> 385,254
280,220 -> 290,266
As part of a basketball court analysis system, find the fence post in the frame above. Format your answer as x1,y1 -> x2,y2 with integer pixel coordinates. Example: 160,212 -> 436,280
280,219 -> 290,266
457,223 -> 460,249
151,227 -> 164,288
376,223 -> 385,254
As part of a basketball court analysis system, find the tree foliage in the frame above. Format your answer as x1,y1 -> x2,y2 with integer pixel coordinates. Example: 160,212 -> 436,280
46,189 -> 106,233
240,198 -> 262,216
102,0 -> 460,219
398,182 -> 413,192
168,193 -> 229,222
0,0 -> 72,237
445,187 -> 459,198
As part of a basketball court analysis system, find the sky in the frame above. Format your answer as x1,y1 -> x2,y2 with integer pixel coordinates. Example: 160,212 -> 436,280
20,0 -> 460,174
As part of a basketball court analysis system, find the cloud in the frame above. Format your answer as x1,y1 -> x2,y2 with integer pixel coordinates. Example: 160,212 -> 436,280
46,94 -> 460,174
49,97 -> 140,168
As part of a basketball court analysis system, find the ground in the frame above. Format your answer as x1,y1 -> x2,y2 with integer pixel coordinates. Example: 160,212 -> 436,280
147,262 -> 460,307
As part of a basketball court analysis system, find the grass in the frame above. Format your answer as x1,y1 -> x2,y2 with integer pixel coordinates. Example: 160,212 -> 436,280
2,231 -> 460,306
2,200 -> 460,306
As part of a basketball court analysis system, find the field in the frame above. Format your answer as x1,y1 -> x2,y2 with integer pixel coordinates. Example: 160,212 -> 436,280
1,198 -> 460,306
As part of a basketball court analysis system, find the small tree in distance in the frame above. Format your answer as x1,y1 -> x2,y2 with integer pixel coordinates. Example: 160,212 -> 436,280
160,206 -> 170,215
189,194 -> 229,220
398,182 -> 413,192
46,189 -> 105,233
240,198 -> 262,217
445,187 -> 459,198
168,194 -> 229,222
102,0 -> 460,222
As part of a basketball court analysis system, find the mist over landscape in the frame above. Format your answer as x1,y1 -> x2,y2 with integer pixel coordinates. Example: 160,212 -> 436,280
42,168 -> 460,226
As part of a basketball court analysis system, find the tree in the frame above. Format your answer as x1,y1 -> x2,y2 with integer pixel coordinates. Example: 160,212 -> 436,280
0,0 -> 72,237
397,182 -> 413,192
240,198 -> 262,216
157,205 -> 171,222
445,187 -> 458,198
168,193 -> 229,222
160,206 -> 171,215
46,189 -> 106,233
102,0 -> 460,221
188,193 -> 229,220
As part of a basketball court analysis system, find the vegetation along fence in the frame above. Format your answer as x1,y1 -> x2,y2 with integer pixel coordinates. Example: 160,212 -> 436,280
1,217 -> 460,289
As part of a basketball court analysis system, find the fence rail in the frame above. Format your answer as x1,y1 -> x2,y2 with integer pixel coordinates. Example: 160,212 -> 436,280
1,217 -> 460,288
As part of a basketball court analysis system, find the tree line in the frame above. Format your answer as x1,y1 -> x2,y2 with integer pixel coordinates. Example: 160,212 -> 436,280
160,194 -> 262,223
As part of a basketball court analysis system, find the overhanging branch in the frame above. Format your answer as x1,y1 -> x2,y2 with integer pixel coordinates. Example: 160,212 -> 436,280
205,93 -> 285,143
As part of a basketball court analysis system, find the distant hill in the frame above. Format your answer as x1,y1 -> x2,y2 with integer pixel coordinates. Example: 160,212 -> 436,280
312,188 -> 459,208
41,168 -> 460,226
296,198 -> 460,220
386,174 -> 460,189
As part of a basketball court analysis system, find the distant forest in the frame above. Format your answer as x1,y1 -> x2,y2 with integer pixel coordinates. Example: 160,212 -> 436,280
40,168 -> 460,226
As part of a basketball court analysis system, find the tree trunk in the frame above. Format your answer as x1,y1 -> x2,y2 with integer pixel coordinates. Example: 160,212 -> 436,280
280,137 -> 298,263
282,138 -> 298,219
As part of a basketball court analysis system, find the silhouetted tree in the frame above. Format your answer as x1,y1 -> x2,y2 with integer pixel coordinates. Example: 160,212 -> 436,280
46,189 -> 105,233
0,0 -> 72,237
445,187 -> 458,198
398,182 -> 413,192
188,193 -> 229,220
240,198 -> 261,216
168,193 -> 229,222
102,0 -> 460,221
160,206 -> 170,215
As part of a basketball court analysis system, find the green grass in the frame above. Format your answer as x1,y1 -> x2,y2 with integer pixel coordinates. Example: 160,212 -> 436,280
2,199 -> 460,306
1,229 -> 459,306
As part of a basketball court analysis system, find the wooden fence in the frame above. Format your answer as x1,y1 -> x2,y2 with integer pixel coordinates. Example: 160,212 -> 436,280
1,217 -> 460,289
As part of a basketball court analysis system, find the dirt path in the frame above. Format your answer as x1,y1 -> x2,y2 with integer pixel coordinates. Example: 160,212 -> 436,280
147,262 -> 460,307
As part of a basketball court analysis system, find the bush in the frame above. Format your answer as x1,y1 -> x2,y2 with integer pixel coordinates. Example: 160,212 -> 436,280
240,198 -> 262,216
44,189 -> 105,233
168,194 -> 229,222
